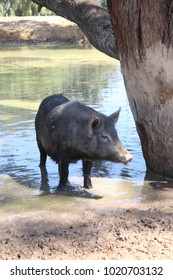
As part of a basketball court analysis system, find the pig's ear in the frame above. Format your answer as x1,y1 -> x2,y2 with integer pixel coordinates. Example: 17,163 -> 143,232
90,115 -> 100,131
109,107 -> 121,125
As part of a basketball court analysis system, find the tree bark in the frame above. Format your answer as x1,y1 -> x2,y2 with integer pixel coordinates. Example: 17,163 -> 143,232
32,0 -> 118,59
108,0 -> 173,178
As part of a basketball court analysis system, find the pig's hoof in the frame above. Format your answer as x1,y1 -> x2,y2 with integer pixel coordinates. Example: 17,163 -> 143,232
84,184 -> 93,189
57,183 -> 66,190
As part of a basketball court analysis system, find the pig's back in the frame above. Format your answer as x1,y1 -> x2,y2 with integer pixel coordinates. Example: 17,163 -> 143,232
37,94 -> 70,117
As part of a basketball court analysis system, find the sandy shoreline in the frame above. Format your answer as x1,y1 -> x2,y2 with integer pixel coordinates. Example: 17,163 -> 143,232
0,16 -> 86,45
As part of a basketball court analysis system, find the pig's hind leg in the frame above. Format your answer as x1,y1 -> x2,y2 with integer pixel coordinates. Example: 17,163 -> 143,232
83,160 -> 93,189
37,140 -> 47,167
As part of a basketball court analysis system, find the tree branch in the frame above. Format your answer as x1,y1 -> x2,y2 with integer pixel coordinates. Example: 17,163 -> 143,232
32,0 -> 119,60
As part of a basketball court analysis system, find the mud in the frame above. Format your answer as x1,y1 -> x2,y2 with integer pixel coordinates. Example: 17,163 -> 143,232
0,200 -> 173,260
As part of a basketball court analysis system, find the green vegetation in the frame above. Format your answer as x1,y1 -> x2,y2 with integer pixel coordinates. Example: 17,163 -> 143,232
0,0 -> 107,16
0,0 -> 54,16
99,0 -> 107,9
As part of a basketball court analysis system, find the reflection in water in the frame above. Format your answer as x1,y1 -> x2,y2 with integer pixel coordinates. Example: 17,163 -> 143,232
91,161 -> 112,178
39,166 -> 102,200
145,171 -> 173,189
1,45 -> 173,215
143,170 -> 173,202
39,166 -> 49,193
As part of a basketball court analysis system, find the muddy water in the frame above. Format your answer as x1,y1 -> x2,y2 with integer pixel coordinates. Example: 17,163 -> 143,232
0,45 -> 173,217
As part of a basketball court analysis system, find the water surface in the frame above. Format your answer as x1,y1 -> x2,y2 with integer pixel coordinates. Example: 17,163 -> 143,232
0,45 -> 173,216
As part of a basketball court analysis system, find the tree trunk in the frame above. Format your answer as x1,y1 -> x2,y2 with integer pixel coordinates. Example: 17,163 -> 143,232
32,0 -> 118,59
108,0 -> 173,178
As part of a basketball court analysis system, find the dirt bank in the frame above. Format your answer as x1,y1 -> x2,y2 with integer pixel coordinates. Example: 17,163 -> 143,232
0,16 -> 87,45
0,200 -> 173,260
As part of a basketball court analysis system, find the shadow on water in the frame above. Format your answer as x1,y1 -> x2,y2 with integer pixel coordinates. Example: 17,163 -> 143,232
1,162 -> 173,218
136,171 -> 173,204
40,167 -> 173,202
144,171 -> 173,190
39,166 -> 103,200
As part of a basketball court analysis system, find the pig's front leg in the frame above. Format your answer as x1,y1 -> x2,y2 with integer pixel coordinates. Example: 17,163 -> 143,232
58,160 -> 69,189
83,160 -> 93,189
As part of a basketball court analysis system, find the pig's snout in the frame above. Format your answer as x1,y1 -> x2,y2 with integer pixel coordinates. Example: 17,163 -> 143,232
116,146 -> 133,164
122,151 -> 133,164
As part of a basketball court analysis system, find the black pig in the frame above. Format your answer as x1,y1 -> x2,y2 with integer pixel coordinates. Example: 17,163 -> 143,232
35,94 -> 132,189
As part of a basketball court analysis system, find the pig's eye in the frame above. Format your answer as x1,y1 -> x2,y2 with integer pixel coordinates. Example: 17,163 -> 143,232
101,135 -> 110,142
